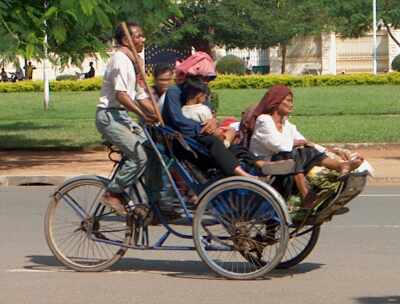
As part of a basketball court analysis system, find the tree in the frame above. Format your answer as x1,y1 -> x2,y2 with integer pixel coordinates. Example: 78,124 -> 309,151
0,0 -> 115,67
379,0 -> 400,47
0,0 -> 117,110
156,0 -> 278,57
0,0 -> 181,66
323,0 -> 400,47
111,0 -> 180,46
254,0 -> 328,73
156,0 -> 328,73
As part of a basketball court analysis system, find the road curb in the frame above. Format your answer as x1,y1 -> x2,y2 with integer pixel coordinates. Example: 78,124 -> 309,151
1,174 -> 400,187
0,175 -> 70,186
368,176 -> 400,185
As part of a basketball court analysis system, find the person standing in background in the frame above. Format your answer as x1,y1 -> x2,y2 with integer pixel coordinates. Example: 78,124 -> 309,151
25,61 -> 36,80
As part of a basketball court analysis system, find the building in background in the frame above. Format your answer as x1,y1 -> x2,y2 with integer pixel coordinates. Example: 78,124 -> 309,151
269,28 -> 400,75
3,27 -> 400,80
216,28 -> 400,75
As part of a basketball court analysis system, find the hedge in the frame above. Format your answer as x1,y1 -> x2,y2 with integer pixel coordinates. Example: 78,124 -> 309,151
209,73 -> 400,89
216,55 -> 246,75
392,55 -> 400,72
1,73 -> 400,93
0,77 -> 103,93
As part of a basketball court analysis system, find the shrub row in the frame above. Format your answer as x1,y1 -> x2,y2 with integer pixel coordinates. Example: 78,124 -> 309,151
209,72 -> 400,89
1,73 -> 400,93
0,77 -> 103,93
216,55 -> 247,75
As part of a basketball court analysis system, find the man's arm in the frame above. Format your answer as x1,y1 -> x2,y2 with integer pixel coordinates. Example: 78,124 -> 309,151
116,91 -> 145,115
116,91 -> 158,123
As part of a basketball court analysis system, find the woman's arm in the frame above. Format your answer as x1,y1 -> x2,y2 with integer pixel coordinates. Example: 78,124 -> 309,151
292,123 -> 309,147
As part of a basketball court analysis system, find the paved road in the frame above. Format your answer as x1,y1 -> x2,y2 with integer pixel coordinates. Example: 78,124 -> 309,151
1,186 -> 400,304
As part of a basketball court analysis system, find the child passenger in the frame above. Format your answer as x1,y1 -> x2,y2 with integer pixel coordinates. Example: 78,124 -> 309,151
181,78 -> 236,148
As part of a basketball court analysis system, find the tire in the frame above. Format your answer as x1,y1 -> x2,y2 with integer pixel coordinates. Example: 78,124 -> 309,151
277,225 -> 320,269
193,177 -> 289,280
44,177 -> 132,272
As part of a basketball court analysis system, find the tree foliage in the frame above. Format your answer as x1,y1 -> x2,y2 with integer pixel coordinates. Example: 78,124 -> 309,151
3,0 -> 397,71
157,0 -> 276,54
323,0 -> 400,43
156,0 -> 328,70
0,0 -> 117,66
216,55 -> 246,75
111,0 -> 180,45
0,0 -> 178,66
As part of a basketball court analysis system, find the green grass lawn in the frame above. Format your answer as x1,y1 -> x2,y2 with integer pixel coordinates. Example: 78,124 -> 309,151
1,85 -> 399,149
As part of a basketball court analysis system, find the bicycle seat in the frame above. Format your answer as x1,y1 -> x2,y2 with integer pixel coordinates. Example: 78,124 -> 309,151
102,140 -> 122,155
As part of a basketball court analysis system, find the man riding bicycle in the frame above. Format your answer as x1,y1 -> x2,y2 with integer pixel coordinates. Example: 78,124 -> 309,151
95,21 -> 161,215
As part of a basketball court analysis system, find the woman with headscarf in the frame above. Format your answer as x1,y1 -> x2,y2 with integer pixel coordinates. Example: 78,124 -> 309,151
242,85 -> 363,209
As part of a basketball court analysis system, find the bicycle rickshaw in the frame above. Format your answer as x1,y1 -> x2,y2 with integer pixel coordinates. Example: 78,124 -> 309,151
44,22 -> 368,279
44,123 -> 368,280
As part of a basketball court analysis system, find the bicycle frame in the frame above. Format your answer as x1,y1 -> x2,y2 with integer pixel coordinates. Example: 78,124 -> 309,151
89,124 -> 231,252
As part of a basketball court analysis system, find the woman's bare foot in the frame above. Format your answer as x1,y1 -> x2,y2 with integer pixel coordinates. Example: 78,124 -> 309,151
101,192 -> 127,216
301,191 -> 321,209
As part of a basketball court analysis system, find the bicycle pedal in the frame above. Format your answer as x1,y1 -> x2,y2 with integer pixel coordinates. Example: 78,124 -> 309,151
131,204 -> 153,227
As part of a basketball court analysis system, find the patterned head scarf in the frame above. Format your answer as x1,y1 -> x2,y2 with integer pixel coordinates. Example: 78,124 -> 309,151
175,51 -> 217,84
239,85 -> 292,147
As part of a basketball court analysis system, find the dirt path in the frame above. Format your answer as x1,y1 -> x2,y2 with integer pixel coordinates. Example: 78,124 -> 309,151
1,145 -> 400,184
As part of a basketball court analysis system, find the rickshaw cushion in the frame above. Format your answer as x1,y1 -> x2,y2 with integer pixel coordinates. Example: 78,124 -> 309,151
155,126 -> 211,157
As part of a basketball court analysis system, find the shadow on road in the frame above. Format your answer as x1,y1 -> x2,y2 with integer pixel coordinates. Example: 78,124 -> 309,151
355,296 -> 400,304
166,262 -> 324,280
24,255 -> 324,280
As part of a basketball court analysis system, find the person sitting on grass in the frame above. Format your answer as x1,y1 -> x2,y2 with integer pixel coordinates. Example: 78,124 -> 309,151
84,62 -> 95,79
243,85 -> 363,209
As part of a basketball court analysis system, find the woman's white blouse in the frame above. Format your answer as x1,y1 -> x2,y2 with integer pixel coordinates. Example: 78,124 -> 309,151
249,114 -> 305,160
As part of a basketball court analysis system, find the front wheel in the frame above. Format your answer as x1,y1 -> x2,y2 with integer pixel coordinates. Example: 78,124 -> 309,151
277,225 -> 320,269
44,177 -> 133,272
193,177 -> 289,280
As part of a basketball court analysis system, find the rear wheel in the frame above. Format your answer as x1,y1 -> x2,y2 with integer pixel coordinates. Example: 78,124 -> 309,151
45,177 -> 132,272
193,178 -> 289,280
241,224 -> 321,270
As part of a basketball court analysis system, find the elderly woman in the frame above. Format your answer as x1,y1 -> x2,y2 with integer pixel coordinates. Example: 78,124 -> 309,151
242,85 -> 362,209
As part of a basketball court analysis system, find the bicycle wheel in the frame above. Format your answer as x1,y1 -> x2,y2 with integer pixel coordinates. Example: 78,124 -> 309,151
193,177 -> 289,280
277,225 -> 320,269
45,177 -> 133,272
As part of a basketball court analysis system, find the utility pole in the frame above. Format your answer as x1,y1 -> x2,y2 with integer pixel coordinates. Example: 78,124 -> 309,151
373,0 -> 378,74
43,0 -> 50,111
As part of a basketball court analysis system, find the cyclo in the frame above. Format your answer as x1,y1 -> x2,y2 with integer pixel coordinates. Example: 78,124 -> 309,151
44,122 -> 368,280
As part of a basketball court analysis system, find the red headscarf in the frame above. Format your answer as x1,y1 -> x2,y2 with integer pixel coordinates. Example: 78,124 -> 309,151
239,85 -> 292,147
175,51 -> 217,84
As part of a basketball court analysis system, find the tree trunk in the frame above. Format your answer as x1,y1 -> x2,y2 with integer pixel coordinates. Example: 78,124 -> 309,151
383,20 -> 400,48
281,43 -> 287,74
